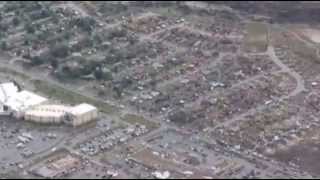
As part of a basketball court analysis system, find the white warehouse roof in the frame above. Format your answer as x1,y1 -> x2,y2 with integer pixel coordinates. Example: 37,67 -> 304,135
5,90 -> 48,111
70,103 -> 97,116
0,82 -> 19,103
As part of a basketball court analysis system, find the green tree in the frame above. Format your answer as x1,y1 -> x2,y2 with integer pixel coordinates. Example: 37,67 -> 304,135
94,67 -> 113,81
0,23 -> 9,32
50,58 -> 58,69
94,68 -> 103,80
50,44 -> 69,58
30,56 -> 44,66
25,23 -> 35,34
22,51 -> 31,60
1,41 -> 7,50
12,17 -> 20,26
113,85 -> 122,98
73,17 -> 96,33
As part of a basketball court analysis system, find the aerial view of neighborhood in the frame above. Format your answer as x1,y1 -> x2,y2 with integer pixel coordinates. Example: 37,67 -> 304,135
1,1 -> 320,179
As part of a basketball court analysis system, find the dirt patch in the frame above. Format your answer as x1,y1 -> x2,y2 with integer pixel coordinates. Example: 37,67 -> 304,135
0,67 -> 30,80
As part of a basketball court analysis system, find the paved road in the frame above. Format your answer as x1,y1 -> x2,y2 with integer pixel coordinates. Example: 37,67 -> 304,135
267,45 -> 306,96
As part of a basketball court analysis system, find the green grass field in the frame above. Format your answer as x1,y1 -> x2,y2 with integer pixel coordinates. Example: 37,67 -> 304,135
121,113 -> 160,130
32,79 -> 118,114
0,67 -> 30,80
244,22 -> 269,52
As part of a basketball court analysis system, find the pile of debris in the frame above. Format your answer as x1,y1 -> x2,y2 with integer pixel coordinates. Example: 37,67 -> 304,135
79,124 -> 149,156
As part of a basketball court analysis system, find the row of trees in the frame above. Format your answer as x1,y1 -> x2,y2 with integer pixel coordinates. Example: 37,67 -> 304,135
58,61 -> 113,81
0,3 -> 115,82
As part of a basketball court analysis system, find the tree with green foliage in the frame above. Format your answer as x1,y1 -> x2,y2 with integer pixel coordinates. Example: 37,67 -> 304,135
94,67 -> 103,80
25,23 -> 35,34
72,17 -> 96,33
52,14 -> 59,24
50,58 -> 58,69
59,63 -> 82,79
23,39 -> 30,46
0,23 -> 9,32
108,27 -> 127,39
38,53 -> 58,68
1,41 -> 7,50
113,85 -> 122,98
98,89 -> 106,97
91,33 -> 103,45
50,43 -> 69,58
94,67 -> 113,81
30,55 -> 44,66
12,17 -> 20,26
22,51 -> 31,60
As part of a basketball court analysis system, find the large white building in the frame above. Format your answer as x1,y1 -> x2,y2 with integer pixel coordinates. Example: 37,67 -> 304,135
5,90 -> 48,118
0,82 -> 98,126
0,82 -> 19,113
24,105 -> 72,124
24,103 -> 98,126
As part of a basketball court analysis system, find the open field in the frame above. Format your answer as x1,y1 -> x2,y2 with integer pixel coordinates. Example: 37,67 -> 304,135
244,22 -> 269,52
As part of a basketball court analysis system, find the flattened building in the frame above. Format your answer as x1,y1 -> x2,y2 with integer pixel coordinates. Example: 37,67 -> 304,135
31,155 -> 81,178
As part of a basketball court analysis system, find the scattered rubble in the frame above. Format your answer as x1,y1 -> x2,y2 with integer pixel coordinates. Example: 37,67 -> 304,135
152,171 -> 170,179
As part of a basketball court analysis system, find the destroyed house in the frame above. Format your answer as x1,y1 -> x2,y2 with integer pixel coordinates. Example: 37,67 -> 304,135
32,155 -> 81,178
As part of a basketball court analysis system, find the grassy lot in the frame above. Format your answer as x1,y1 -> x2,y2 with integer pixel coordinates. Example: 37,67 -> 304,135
0,67 -> 30,80
0,171 -> 23,179
244,22 -> 269,52
32,79 -> 118,114
121,113 -> 160,130
289,37 -> 318,61
285,32 -> 319,62
271,26 -> 319,62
